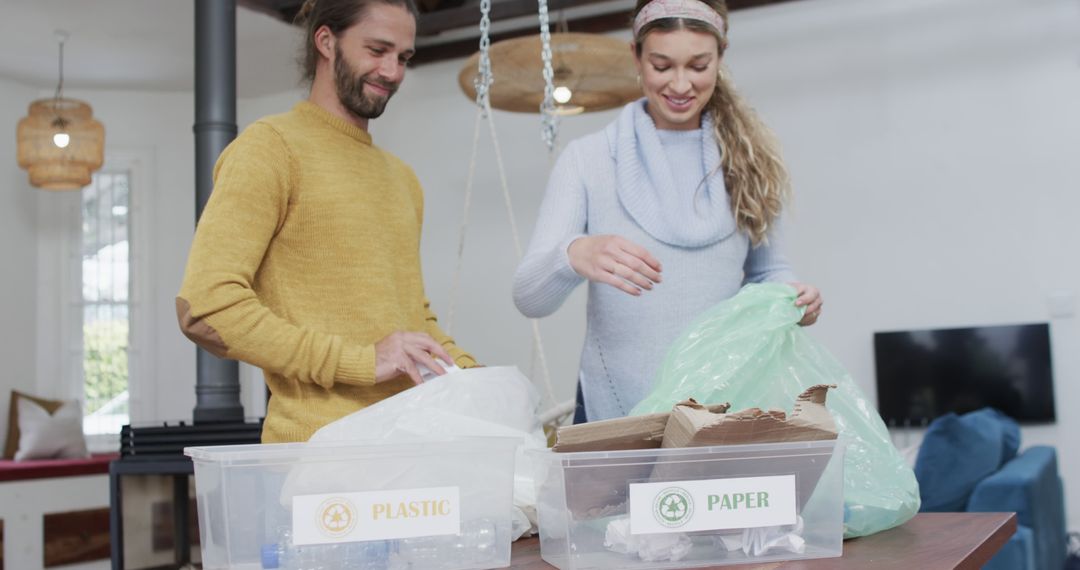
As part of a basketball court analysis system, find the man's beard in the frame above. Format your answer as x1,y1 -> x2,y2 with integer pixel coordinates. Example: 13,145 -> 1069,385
334,46 -> 398,120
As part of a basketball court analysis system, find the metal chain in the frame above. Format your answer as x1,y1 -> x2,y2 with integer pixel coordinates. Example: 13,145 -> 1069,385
474,0 -> 494,116
451,0 -> 560,407
54,34 -> 65,101
53,31 -> 69,123
451,0 -> 493,328
537,0 -> 558,151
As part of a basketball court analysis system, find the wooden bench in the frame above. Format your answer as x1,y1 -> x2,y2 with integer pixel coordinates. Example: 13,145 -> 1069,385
0,454 -> 115,569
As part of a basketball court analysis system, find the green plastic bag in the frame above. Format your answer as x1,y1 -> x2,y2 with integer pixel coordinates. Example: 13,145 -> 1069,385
631,283 -> 920,538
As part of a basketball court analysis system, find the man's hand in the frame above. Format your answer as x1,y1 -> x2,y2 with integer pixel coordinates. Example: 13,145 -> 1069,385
374,331 -> 454,385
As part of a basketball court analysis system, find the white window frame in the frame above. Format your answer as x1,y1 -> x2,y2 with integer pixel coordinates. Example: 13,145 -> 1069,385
36,150 -> 156,453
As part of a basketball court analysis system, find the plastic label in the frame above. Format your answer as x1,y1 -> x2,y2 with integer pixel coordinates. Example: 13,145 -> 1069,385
629,475 -> 796,534
293,486 -> 461,545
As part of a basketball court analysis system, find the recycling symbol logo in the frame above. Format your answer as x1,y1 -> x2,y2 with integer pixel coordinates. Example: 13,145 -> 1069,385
653,487 -> 694,528
317,497 -> 357,538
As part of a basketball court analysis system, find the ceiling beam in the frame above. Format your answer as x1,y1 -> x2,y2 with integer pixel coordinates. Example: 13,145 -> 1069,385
417,0 -> 800,37
413,0 -> 804,64
418,0 -> 620,36
240,0 -> 806,65
238,0 -> 301,22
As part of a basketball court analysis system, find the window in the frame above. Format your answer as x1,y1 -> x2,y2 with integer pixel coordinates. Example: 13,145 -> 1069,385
36,151 -> 152,451
80,170 -> 131,437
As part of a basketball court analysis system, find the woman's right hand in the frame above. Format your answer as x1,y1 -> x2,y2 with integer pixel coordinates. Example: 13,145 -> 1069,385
567,235 -> 662,296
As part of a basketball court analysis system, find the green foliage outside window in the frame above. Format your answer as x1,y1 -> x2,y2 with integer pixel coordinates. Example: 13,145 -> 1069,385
84,319 -> 128,415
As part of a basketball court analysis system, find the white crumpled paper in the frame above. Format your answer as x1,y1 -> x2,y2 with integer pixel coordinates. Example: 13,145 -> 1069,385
603,517 -> 693,562
604,515 -> 806,562
279,366 -> 547,540
716,516 -> 806,556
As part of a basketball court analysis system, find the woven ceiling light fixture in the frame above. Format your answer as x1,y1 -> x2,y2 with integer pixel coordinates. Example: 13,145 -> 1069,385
458,33 -> 640,115
17,31 -> 105,191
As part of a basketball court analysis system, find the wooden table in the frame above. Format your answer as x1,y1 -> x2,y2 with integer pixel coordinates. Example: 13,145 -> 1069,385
510,512 -> 1017,570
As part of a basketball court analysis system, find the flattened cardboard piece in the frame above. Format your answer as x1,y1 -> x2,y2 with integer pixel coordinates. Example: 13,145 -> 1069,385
552,402 -> 731,453
552,412 -> 668,453
661,384 -> 838,448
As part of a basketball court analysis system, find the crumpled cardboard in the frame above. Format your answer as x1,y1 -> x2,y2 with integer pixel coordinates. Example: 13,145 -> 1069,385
651,385 -> 838,504
661,384 -> 838,448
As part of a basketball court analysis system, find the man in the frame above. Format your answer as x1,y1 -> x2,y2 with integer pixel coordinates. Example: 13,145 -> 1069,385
176,0 -> 476,443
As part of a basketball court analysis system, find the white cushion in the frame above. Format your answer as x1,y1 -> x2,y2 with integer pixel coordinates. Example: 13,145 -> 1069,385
14,396 -> 90,461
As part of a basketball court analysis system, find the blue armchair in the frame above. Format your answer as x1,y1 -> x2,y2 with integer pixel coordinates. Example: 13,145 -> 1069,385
915,408 -> 1066,570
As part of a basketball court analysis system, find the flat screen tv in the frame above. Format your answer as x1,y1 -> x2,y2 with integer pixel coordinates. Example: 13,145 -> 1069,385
874,322 -> 1055,426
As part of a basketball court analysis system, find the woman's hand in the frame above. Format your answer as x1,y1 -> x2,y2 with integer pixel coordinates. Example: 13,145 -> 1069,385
568,235 -> 662,296
791,282 -> 823,326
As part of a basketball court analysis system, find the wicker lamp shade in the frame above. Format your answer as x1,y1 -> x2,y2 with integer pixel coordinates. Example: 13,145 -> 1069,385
459,33 -> 640,114
17,98 -> 105,191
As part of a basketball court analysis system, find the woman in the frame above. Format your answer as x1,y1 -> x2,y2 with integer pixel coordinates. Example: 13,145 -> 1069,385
513,0 -> 822,423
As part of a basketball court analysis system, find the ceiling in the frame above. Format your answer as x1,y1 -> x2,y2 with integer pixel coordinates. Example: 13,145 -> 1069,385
0,0 -> 800,98
0,0 -> 302,97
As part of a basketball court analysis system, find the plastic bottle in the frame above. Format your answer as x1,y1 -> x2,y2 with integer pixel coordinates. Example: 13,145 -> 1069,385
394,518 -> 499,568
264,526 -> 397,570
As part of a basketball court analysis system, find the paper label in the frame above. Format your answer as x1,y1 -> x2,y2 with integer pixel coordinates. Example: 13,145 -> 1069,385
292,486 -> 460,545
629,475 -> 796,534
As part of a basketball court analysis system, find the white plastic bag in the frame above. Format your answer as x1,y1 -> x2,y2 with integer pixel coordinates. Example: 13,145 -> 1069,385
280,366 -> 547,539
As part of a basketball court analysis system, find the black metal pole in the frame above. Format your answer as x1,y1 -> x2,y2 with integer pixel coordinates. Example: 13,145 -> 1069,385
193,0 -> 243,423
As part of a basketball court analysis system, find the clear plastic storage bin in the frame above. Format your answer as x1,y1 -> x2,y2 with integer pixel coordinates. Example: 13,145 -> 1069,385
186,437 -> 519,570
530,439 -> 844,569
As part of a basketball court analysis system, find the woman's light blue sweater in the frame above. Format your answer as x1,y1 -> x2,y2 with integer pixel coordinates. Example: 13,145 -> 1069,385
513,100 -> 796,421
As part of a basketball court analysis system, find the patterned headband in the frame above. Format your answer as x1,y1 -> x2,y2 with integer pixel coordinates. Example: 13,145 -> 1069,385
632,0 -> 726,37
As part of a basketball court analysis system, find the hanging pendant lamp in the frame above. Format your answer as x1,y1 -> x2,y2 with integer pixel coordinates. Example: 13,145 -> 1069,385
17,31 -> 105,191
458,33 -> 640,115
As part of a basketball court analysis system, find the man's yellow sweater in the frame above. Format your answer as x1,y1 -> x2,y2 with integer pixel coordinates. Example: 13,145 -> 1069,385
177,101 -> 476,443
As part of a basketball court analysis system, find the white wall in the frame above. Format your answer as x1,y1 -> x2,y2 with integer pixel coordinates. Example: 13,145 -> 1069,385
733,0 -> 1080,525
0,78 -> 40,446
371,0 -> 1080,527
